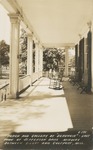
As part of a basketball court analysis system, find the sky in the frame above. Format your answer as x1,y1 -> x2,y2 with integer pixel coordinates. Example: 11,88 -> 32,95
0,4 -> 10,44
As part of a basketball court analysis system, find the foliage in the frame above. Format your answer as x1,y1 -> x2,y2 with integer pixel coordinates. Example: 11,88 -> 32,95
19,28 -> 27,74
20,28 -> 27,62
0,40 -> 9,66
69,57 -> 75,67
43,48 -> 65,71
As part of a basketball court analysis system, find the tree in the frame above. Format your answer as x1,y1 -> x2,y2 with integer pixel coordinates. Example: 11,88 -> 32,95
43,48 -> 65,71
0,40 -> 9,78
20,28 -> 27,62
0,40 -> 9,66
20,28 -> 27,74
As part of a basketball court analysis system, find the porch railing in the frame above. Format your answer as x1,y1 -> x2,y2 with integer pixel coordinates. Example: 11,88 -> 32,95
0,82 -> 9,101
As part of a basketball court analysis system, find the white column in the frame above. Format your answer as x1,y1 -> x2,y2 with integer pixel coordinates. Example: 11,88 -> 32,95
65,48 -> 69,76
35,43 -> 39,73
9,14 -> 20,98
38,46 -> 40,72
40,47 -> 43,75
27,34 -> 33,85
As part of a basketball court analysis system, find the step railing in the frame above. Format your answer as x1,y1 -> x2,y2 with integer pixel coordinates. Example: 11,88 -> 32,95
0,82 -> 9,101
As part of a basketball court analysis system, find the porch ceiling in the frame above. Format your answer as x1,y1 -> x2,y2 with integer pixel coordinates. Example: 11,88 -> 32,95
2,0 -> 93,48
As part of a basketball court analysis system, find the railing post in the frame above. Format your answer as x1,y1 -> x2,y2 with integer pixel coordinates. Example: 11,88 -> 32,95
0,83 -> 9,102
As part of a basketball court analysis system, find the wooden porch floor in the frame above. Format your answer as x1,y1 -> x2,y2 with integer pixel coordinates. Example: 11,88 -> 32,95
62,78 -> 93,130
